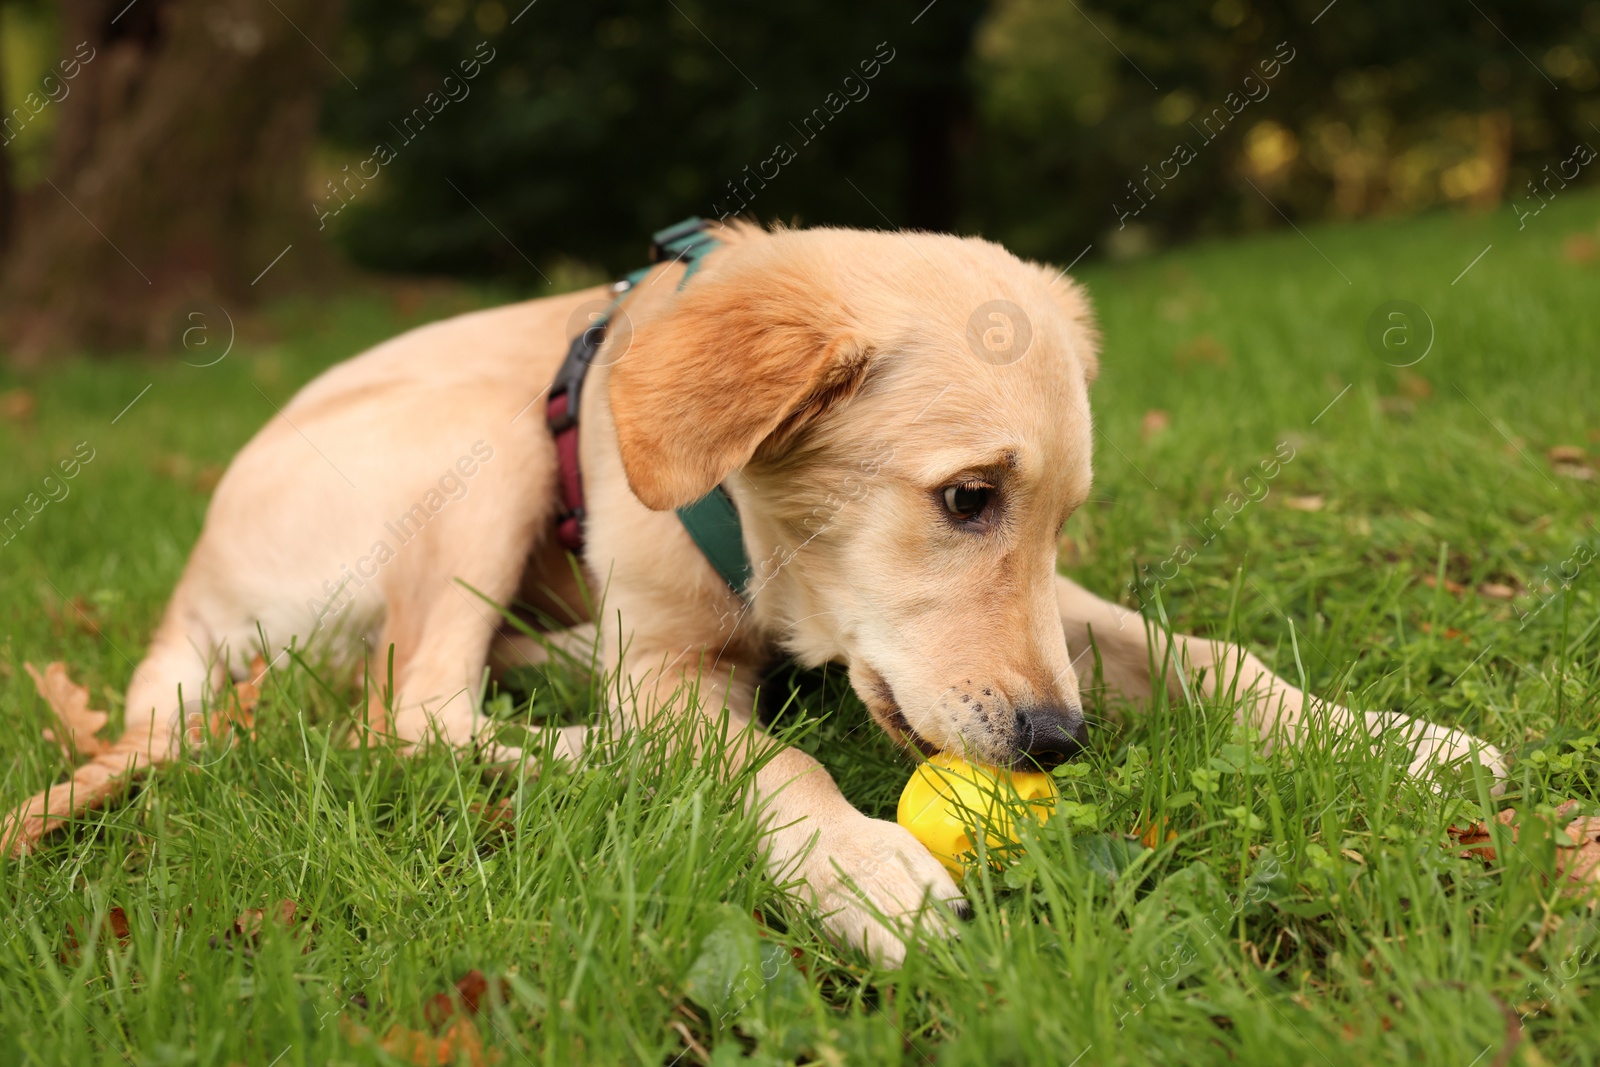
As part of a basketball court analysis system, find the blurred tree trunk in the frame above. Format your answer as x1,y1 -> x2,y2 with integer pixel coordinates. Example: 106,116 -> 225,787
0,0 -> 340,360
0,6 -> 15,254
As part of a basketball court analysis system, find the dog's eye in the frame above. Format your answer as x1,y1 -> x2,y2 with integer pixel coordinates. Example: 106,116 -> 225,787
942,483 -> 991,521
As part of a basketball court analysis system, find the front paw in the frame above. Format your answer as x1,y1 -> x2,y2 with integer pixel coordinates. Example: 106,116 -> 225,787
800,816 -> 964,968
1365,711 -> 1508,787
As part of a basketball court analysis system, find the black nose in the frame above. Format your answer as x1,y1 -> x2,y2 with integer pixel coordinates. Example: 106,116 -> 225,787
1019,705 -> 1088,768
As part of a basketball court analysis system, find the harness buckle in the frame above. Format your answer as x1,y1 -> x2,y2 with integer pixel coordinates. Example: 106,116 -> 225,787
649,217 -> 712,262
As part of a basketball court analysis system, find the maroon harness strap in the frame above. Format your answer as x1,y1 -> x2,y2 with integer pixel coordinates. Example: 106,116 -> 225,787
548,390 -> 586,552
543,218 -> 723,560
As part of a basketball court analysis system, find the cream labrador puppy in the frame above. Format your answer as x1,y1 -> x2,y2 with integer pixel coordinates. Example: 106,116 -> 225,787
3,221 -> 1504,964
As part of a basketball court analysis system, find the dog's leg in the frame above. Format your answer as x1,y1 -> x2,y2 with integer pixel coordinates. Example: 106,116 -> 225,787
382,539 -> 591,767
487,622 -> 600,676
1053,575 -> 1507,781
613,647 -> 962,968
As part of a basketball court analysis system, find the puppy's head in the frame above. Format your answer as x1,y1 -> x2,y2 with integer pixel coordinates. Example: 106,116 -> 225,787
610,225 -> 1098,769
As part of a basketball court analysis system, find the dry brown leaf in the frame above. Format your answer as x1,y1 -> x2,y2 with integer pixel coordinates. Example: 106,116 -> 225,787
1478,582 -> 1518,601
1421,574 -> 1468,597
379,1018 -> 501,1067
215,655 -> 267,738
1396,370 -> 1433,399
1174,334 -> 1229,367
425,969 -> 508,1029
1563,233 -> 1600,265
1419,622 -> 1471,644
1140,409 -> 1170,441
26,662 -> 110,758
1449,802 -> 1600,897
1284,494 -> 1324,512
1548,445 -> 1595,480
211,898 -> 302,954
194,464 -> 225,494
43,596 -> 104,638
353,971 -> 508,1066
0,388 -> 35,423
106,907 -> 132,946
468,800 -> 516,842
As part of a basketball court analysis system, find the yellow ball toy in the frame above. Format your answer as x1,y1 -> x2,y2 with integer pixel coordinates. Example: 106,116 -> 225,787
896,753 -> 1059,876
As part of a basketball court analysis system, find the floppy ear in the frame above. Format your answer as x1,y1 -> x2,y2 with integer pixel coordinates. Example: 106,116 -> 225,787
609,270 -> 870,511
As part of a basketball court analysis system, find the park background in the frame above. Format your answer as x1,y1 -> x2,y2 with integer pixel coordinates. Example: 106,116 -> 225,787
2,2 -> 1600,1066
0,0 -> 1594,354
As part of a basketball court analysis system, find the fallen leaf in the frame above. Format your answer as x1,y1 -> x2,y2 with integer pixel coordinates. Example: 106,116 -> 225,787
25,662 -> 110,758
194,465 -> 225,494
1140,409 -> 1170,441
425,969 -> 511,1029
0,388 -> 35,423
1174,334 -> 1230,367
468,800 -> 516,841
1284,494 -> 1324,512
1548,445 -> 1595,480
1421,574 -> 1467,597
43,596 -> 104,638
358,971 -> 509,1066
213,655 -> 267,738
1419,622 -> 1471,644
107,907 -> 132,946
1396,370 -> 1433,400
210,898 -> 302,954
1563,233 -> 1600,265
1478,582 -> 1518,601
1449,802 -> 1600,897
153,453 -> 194,483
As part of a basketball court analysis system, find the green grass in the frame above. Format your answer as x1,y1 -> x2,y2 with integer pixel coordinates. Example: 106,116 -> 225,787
2,193 -> 1598,1065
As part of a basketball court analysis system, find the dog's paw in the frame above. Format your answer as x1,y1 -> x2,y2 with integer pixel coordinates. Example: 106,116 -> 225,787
1364,711 -> 1508,789
801,815 -> 964,969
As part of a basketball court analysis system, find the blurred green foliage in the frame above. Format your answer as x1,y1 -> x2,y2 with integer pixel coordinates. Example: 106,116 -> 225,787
318,0 -> 1598,277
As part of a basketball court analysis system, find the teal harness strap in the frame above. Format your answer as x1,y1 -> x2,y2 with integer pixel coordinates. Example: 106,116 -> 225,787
675,485 -> 753,597
647,218 -> 753,600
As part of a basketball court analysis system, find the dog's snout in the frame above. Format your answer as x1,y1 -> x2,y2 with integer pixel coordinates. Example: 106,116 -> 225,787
1018,704 -> 1087,768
